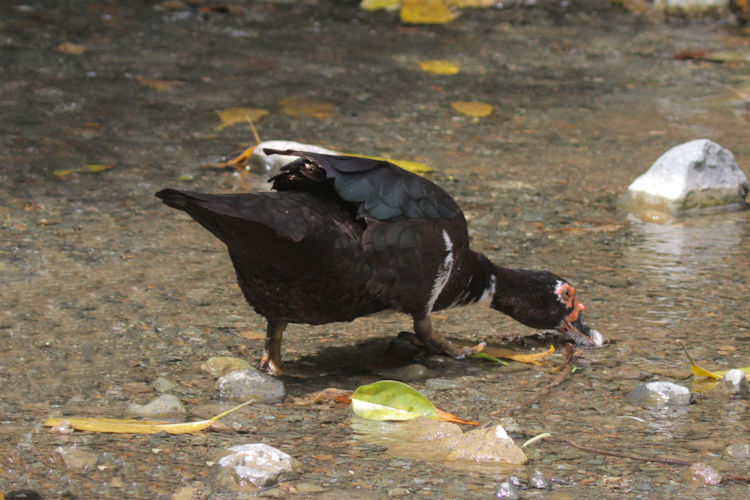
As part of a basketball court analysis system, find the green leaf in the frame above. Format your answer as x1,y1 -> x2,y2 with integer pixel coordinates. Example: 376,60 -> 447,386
469,352 -> 508,365
351,380 -> 438,421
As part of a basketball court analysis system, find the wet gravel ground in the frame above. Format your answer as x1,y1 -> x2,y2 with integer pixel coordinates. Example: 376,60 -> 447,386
1,0 -> 749,498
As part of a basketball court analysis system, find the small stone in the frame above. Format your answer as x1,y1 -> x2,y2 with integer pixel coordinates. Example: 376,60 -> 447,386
388,487 -> 411,496
380,363 -> 435,381
55,446 -> 98,471
685,462 -> 723,487
618,139 -> 748,215
201,356 -> 252,378
498,417 -> 522,434
496,480 -> 520,499
446,424 -> 527,465
126,394 -> 186,418
292,482 -> 325,494
216,368 -> 285,403
529,470 -> 549,489
212,443 -> 301,492
152,376 -> 176,393
718,369 -> 749,396
625,381 -> 692,408
424,377 -> 462,390
723,442 -> 750,461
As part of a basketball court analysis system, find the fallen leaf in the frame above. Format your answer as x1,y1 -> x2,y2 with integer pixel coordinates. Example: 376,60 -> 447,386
43,399 -> 253,434
469,352 -> 508,365
361,0 -> 402,10
351,380 -> 478,424
400,0 -> 456,24
56,42 -> 87,55
278,97 -> 336,120
451,101 -> 494,118
54,164 -> 114,178
419,60 -> 460,75
138,78 -> 184,91
468,344 -> 555,365
216,107 -> 269,131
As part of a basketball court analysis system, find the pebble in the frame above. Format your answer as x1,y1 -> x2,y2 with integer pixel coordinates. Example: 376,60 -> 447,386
496,480 -> 520,499
152,376 -> 176,393
723,442 -> 750,461
718,368 -> 749,397
379,363 -> 435,381
216,368 -> 286,403
445,424 -> 528,465
212,443 -> 302,492
685,462 -> 723,487
625,381 -> 692,408
529,470 -> 549,489
201,356 -> 252,378
125,393 -> 186,418
618,139 -> 748,215
424,377 -> 462,390
55,446 -> 98,471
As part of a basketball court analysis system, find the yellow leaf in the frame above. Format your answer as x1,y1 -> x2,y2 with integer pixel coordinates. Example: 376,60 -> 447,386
216,107 -> 269,131
43,399 -> 253,434
56,42 -> 87,55
451,101 -> 494,118
679,342 -> 721,379
418,60 -> 460,75
361,0 -> 402,10
400,0 -> 456,24
54,164 -> 114,177
278,97 -> 336,120
480,345 -> 555,365
348,154 -> 434,174
138,78 -> 184,91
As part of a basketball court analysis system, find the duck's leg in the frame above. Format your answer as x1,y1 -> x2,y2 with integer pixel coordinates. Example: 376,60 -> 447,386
413,316 -> 485,359
259,319 -> 288,375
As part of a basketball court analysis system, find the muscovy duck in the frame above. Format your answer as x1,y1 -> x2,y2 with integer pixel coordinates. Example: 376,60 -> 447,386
156,150 -> 603,374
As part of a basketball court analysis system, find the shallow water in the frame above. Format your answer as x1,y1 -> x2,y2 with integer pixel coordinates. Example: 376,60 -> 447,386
1,1 -> 749,498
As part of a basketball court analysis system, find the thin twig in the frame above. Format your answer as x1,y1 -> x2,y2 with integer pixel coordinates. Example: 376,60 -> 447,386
547,435 -> 692,466
509,344 -> 576,415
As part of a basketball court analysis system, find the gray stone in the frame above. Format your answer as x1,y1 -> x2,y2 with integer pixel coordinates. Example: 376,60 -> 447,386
55,446 -> 98,470
496,480 -> 521,499
723,442 -> 750,461
216,368 -> 285,403
379,363 -> 435,382
152,376 -> 175,393
212,443 -> 302,492
619,139 -> 748,215
625,381 -> 692,408
126,393 -> 186,418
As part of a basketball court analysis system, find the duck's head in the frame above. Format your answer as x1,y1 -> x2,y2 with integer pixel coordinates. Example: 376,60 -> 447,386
491,270 -> 605,347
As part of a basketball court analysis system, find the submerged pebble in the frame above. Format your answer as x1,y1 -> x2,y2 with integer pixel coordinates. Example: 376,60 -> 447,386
445,424 -> 528,465
55,446 -> 98,471
201,356 -> 252,378
496,480 -> 520,499
216,368 -> 285,403
379,363 -> 435,381
125,393 -> 186,418
723,442 -> 750,461
685,462 -> 723,487
625,381 -> 692,408
212,443 -> 302,492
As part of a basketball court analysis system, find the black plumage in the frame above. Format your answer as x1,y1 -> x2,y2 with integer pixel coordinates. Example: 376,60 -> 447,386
156,150 -> 603,374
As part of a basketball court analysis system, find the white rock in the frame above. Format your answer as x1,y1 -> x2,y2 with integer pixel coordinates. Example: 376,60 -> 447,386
619,139 -> 749,215
250,140 -> 339,173
654,0 -> 727,17
719,368 -> 750,396
216,368 -> 285,403
625,381 -> 692,408
213,443 -> 301,491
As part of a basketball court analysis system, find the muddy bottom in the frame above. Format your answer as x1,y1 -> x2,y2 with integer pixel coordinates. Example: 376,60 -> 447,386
1,1 -> 749,498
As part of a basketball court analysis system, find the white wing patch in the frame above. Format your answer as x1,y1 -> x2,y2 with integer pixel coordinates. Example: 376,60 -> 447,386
426,230 -> 454,314
477,274 -> 496,306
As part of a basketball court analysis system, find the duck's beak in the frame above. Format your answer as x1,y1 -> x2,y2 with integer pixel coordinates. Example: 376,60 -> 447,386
558,313 -> 605,347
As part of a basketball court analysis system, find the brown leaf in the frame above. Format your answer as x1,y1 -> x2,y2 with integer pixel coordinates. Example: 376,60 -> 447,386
278,97 -> 336,120
57,42 -> 87,55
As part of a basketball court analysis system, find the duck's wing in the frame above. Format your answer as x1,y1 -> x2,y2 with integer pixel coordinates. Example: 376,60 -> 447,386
266,150 -> 460,222
266,150 -> 469,316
